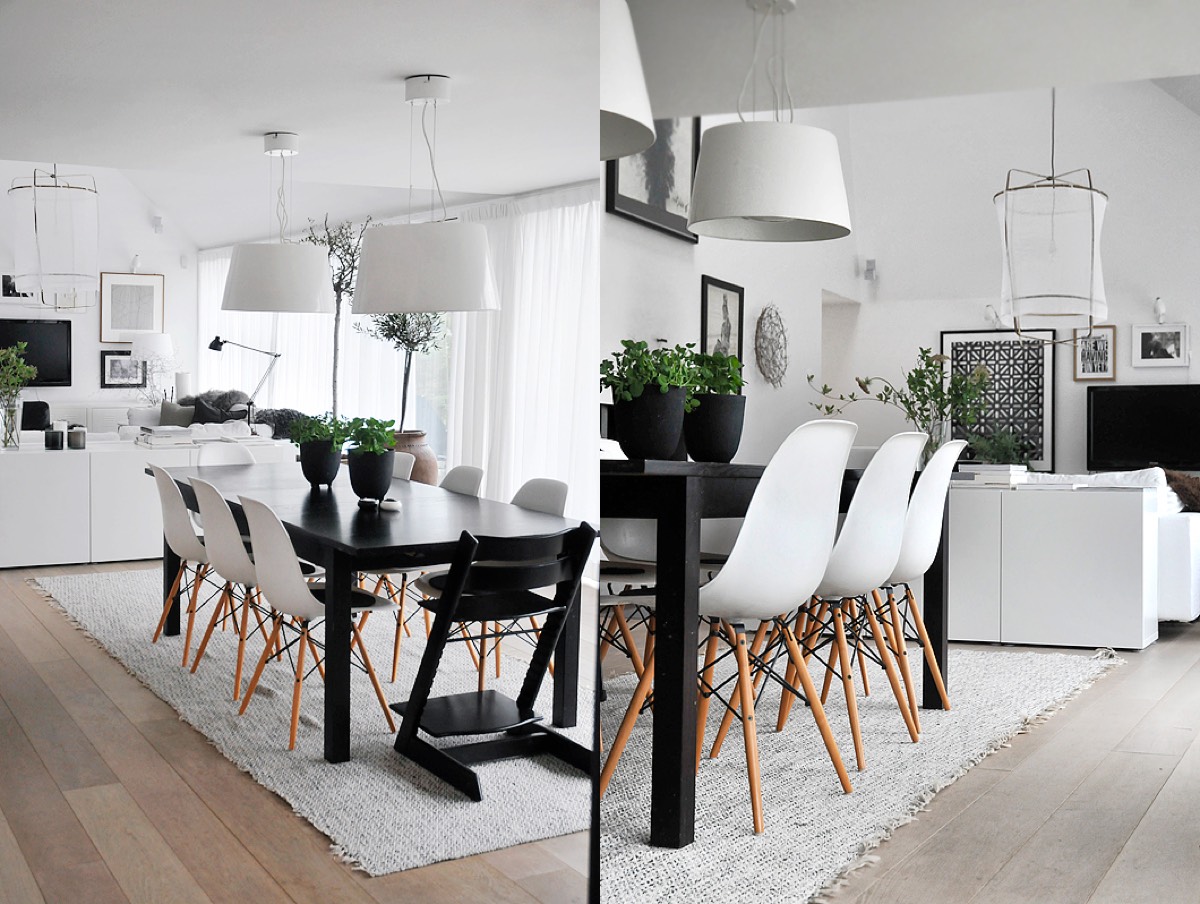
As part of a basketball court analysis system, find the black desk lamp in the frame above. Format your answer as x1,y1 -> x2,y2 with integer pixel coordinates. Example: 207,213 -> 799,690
208,336 -> 281,426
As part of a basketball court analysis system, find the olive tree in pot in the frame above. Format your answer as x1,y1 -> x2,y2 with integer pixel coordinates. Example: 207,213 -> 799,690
685,352 -> 746,463
599,340 -> 697,460
291,413 -> 351,489
346,417 -> 397,504
357,312 -> 444,485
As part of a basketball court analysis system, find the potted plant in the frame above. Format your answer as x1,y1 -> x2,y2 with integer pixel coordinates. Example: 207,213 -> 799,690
808,347 -> 989,465
968,427 -> 1033,465
685,352 -> 746,463
357,312 -> 445,485
0,342 -> 36,448
291,412 -> 351,488
600,340 -> 697,460
346,416 -> 397,503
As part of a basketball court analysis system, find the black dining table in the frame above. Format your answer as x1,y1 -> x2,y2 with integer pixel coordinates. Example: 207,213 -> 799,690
156,462 -> 582,763
600,459 -> 949,848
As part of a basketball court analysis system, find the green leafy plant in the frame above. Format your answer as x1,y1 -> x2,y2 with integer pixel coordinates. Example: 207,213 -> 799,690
347,417 -> 397,455
691,352 -> 744,397
968,428 -> 1032,465
0,342 -> 37,405
807,347 -> 990,437
600,339 -> 700,412
356,312 -> 445,431
289,412 -> 352,446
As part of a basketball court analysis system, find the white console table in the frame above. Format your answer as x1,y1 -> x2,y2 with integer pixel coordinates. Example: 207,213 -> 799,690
0,441 -> 296,568
948,483 -> 1158,650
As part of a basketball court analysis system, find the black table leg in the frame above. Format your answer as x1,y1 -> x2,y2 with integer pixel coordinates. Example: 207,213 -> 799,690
553,584 -> 581,727
922,497 -> 950,709
163,536 -> 182,636
324,548 -> 354,763
650,476 -> 701,848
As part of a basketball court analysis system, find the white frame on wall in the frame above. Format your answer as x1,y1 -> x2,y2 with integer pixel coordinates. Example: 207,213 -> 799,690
1131,322 -> 1189,368
100,272 -> 165,343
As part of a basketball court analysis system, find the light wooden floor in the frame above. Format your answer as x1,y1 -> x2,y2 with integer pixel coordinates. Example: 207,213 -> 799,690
0,561 -> 588,904
602,616 -> 1200,904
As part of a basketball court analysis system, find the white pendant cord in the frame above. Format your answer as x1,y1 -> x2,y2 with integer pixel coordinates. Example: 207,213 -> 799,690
737,4 -> 794,125
274,153 -> 290,243
420,101 -> 449,223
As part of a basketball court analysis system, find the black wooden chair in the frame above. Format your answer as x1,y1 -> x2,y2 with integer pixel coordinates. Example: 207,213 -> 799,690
390,523 -> 596,801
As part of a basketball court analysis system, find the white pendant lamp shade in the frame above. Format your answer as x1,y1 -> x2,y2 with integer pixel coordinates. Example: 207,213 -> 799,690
688,122 -> 852,242
221,243 -> 334,313
600,0 -> 655,161
994,178 -> 1107,329
8,172 -> 99,296
353,222 -> 497,313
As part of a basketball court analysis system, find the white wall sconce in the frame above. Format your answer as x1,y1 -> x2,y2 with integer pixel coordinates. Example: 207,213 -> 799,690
862,258 -> 877,281
1154,296 -> 1167,324
152,215 -> 165,234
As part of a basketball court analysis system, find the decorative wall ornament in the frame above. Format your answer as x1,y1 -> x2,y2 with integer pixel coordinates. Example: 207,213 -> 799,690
754,304 -> 788,388
941,329 -> 1055,472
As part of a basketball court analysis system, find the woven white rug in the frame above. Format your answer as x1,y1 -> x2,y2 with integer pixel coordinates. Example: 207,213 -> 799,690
34,570 -> 590,875
600,644 -> 1119,903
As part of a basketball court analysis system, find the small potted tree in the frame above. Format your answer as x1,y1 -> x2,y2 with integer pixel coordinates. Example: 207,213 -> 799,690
600,340 -> 696,460
0,342 -> 36,448
685,352 -> 746,463
291,412 -> 351,489
357,312 -> 444,485
346,416 -> 397,504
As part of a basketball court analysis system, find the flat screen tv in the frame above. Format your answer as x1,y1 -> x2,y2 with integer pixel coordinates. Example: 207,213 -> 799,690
0,318 -> 72,386
1087,384 -> 1200,471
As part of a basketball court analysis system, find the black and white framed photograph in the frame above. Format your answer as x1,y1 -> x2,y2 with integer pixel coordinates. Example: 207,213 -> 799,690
100,272 -> 165,343
1132,323 -> 1189,367
100,350 -> 147,388
605,117 -> 700,242
2,275 -> 30,298
1073,324 -> 1116,381
700,275 -> 744,361
941,329 -> 1056,471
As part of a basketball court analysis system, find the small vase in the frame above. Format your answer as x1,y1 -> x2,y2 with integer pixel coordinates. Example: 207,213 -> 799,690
921,420 -> 951,467
348,449 -> 396,502
393,429 -> 439,485
299,439 -> 341,488
1,404 -> 18,449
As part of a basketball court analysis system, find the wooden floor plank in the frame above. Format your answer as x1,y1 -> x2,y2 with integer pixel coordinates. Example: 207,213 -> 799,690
0,807 -> 45,904
0,574 -> 71,664
64,783 -> 213,904
356,856 -> 541,904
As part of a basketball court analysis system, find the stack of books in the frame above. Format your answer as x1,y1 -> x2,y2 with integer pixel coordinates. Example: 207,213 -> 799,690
959,462 -> 1028,486
135,426 -> 196,447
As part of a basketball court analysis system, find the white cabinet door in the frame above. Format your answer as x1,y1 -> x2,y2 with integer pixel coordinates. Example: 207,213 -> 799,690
947,486 -> 1003,642
89,446 -> 194,562
0,450 -> 91,567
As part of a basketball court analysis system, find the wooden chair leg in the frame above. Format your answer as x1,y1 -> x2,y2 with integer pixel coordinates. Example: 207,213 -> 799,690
181,563 -> 209,667
390,610 -> 405,683
598,608 -> 616,664
306,634 -> 326,681
460,623 -> 482,670
820,641 -> 839,705
726,621 -> 764,834
599,647 -> 655,797
612,605 -> 644,677
288,623 -> 308,750
777,602 -> 821,732
710,622 -> 769,760
862,597 -> 919,742
780,623 -> 852,793
495,620 -> 503,679
906,585 -> 951,710
190,583 -> 230,674
233,586 -> 252,701
847,599 -> 871,697
239,617 -> 283,714
153,561 -> 186,643
477,622 -> 488,692
695,621 -> 720,772
352,621 -> 396,732
880,588 -> 920,732
832,603 -> 866,771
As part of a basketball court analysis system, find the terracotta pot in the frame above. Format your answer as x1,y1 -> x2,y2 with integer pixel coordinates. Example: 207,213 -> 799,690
394,429 -> 439,485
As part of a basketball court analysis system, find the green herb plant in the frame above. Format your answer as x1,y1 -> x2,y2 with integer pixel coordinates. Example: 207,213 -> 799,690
347,417 -> 397,455
691,352 -> 744,397
290,412 -> 352,447
968,428 -> 1032,465
0,342 -> 37,407
600,339 -> 700,412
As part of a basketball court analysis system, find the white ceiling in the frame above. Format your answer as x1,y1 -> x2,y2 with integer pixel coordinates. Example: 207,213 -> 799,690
0,0 -> 598,248
629,0 -> 1200,118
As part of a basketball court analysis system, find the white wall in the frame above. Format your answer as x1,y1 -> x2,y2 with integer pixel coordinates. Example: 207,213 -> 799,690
0,161 -> 198,408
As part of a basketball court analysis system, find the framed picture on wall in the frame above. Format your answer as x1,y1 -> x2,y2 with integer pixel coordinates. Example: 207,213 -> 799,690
1132,323 -> 1189,367
100,272 -> 165,342
605,117 -> 700,242
941,329 -> 1056,472
1073,324 -> 1116,381
700,275 -> 744,361
99,350 -> 147,388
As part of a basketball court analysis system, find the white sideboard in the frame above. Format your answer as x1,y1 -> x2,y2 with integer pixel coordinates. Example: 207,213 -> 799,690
0,441 -> 296,568
948,484 -> 1158,650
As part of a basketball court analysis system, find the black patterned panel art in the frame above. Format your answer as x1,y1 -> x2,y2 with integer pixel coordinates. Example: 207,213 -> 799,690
940,330 -> 1055,471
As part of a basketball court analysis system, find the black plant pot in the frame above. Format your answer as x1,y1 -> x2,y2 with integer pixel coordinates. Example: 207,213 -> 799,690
684,393 -> 746,463
299,440 -> 341,488
348,449 -> 395,502
613,387 -> 686,460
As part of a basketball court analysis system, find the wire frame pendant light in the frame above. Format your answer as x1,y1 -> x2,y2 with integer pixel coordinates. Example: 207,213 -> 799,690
687,0 -> 851,242
994,89 -> 1107,339
7,167 -> 100,310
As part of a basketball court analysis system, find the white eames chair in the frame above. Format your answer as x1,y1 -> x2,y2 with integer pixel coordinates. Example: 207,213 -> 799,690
149,464 -> 215,666
393,451 -> 416,480
873,439 -> 966,726
784,432 -> 927,772
237,496 -> 398,749
197,442 -> 256,465
601,419 -> 859,834
440,465 -> 484,496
